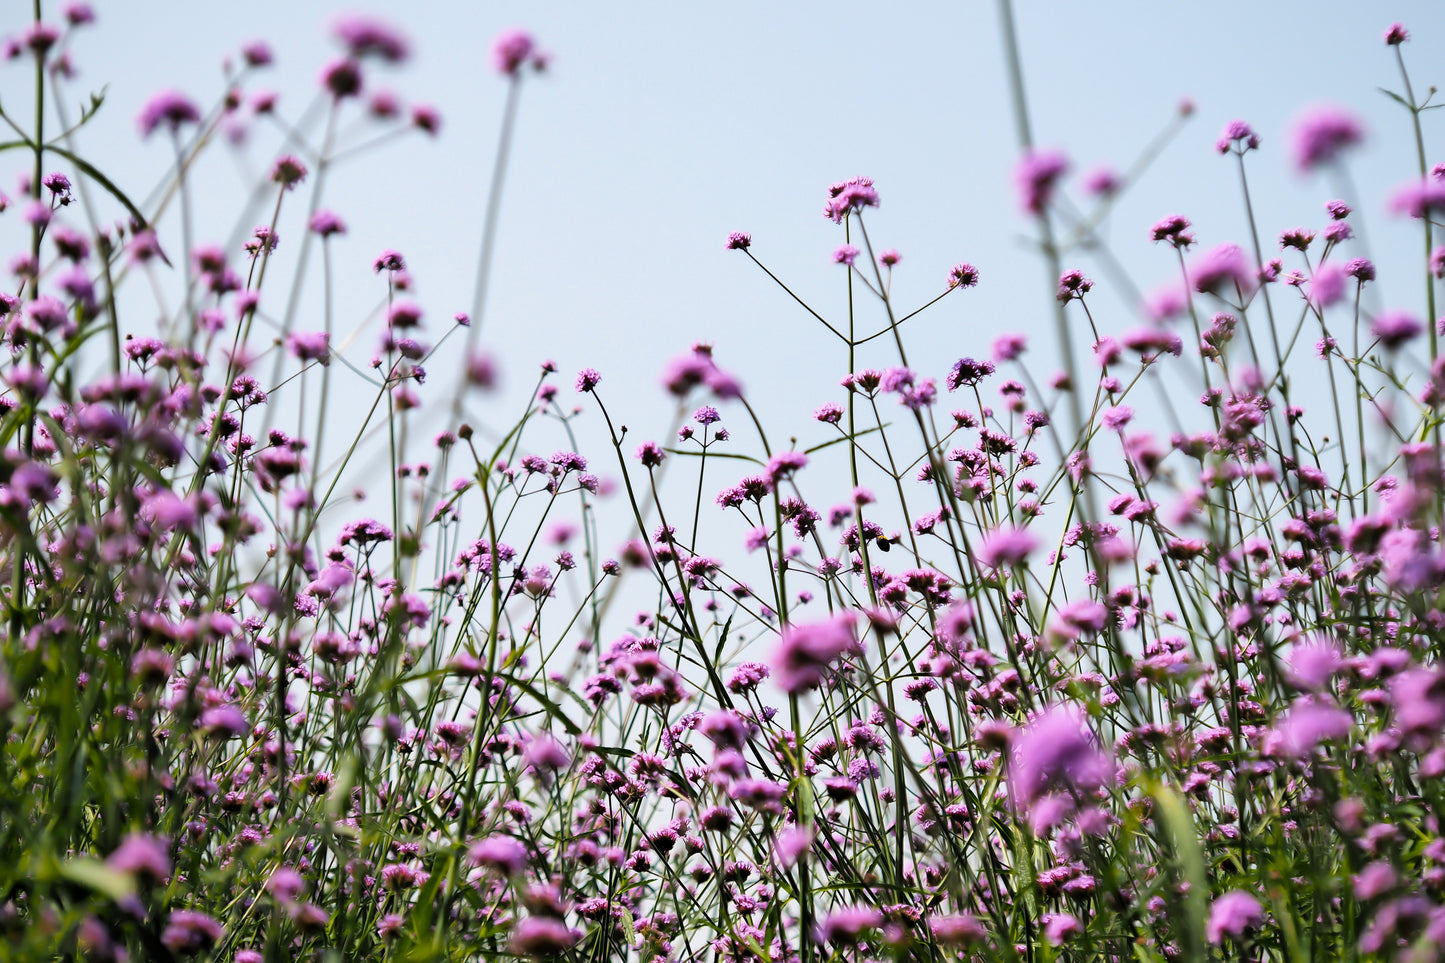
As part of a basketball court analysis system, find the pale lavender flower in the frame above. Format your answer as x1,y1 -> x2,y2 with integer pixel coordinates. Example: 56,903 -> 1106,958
773,613 -> 859,694
1290,104 -> 1364,172
1207,891 -> 1263,943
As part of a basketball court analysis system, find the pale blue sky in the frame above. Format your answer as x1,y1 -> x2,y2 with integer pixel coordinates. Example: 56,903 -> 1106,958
5,2 -> 1444,561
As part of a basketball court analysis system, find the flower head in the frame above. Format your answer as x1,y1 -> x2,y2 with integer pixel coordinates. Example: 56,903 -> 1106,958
137,89 -> 200,138
333,14 -> 409,62
1207,891 -> 1264,944
492,29 -> 537,76
1290,104 -> 1364,172
773,613 -> 859,694
1015,149 -> 1069,216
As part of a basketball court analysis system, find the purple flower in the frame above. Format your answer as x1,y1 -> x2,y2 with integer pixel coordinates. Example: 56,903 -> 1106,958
1284,636 -> 1343,691
1372,310 -> 1422,349
320,57 -> 363,99
1042,912 -> 1082,945
1267,698 -> 1352,758
1082,166 -> 1120,197
833,244 -> 859,266
773,825 -> 811,868
1390,667 -> 1445,745
946,262 -> 979,290
1015,149 -> 1069,216
469,834 -> 529,876
1385,22 -> 1409,44
773,613 -> 859,694
725,231 -> 751,250
137,89 -> 200,138
575,368 -> 601,393
976,526 -> 1037,570
1307,262 -> 1348,308
824,176 -> 879,223
270,155 -> 307,189
333,14 -> 409,62
1189,243 -> 1254,297
107,834 -> 171,882
199,704 -> 249,739
510,917 -> 579,957
817,905 -> 882,944
161,910 -> 224,954
1290,104 -> 1364,172
288,331 -> 330,365
1007,706 -> 1111,811
1389,178 -> 1445,219
1215,119 -> 1260,155
928,914 -> 987,946
1206,891 -> 1263,944
492,29 -> 536,76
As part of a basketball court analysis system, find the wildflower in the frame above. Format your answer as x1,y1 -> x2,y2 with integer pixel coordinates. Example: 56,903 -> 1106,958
879,248 -> 901,266
824,176 -> 879,223
1372,311 -> 1422,349
1307,263 -> 1348,308
107,834 -> 171,882
333,14 -> 409,62
817,906 -> 882,944
1389,178 -> 1445,219
1042,913 -> 1082,945
161,910 -> 224,954
1057,269 -> 1093,301
288,331 -> 330,365
1083,166 -> 1120,196
1206,891 -> 1263,944
1008,706 -> 1110,811
266,156 -> 307,192
1015,149 -> 1069,215
1290,104 -> 1364,172
1150,214 -> 1195,248
575,368 -> 601,393
635,441 -> 666,467
946,262 -> 979,289
1285,637 -> 1343,691
137,89 -> 200,138
493,29 -> 537,76
725,231 -> 751,250
773,613 -> 859,694
470,835 -> 528,876
977,526 -> 1037,570
1215,119 -> 1260,155
1189,243 -> 1254,297
510,917 -> 579,957
321,57 -> 363,99
1268,698 -> 1352,758
833,244 -> 859,266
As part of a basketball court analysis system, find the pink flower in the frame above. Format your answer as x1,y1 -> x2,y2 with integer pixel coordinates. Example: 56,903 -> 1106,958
137,89 -> 200,138
107,834 -> 171,882
1015,149 -> 1069,216
1206,891 -> 1263,943
976,526 -> 1037,570
773,613 -> 859,694
492,29 -> 536,76
1290,104 -> 1364,172
333,14 -> 409,63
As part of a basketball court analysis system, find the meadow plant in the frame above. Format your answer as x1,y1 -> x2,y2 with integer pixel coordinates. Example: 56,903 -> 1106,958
3,5 -> 1445,963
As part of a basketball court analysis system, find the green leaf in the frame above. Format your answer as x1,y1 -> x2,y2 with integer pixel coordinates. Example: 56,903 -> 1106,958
58,856 -> 136,901
1377,86 -> 1412,109
498,674 -> 582,735
619,904 -> 637,948
44,145 -> 149,229
1150,781 -> 1208,958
